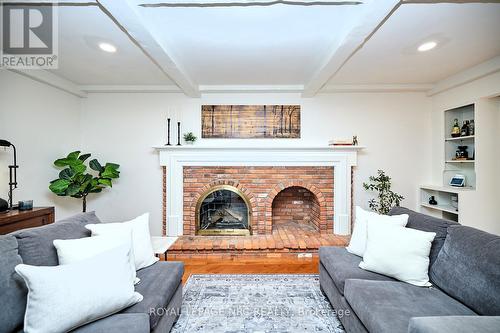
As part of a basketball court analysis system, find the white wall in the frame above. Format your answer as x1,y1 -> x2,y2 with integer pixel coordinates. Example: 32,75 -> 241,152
81,92 -> 432,235
0,70 -> 83,219
430,71 -> 500,234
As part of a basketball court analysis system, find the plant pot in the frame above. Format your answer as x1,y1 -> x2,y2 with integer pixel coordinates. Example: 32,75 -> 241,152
185,141 -> 195,145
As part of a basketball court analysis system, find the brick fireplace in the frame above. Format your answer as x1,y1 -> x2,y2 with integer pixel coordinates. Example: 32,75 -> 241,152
155,146 -> 362,257
183,166 -> 334,236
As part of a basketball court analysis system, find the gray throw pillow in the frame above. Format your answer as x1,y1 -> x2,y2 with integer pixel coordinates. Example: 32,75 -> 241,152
12,211 -> 101,266
0,235 -> 27,332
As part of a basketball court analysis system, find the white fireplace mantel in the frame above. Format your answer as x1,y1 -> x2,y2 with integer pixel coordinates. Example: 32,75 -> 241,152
154,145 -> 365,236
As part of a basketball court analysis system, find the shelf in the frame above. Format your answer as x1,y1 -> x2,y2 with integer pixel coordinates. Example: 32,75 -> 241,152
445,160 -> 474,163
421,203 -> 458,215
445,135 -> 474,141
420,184 -> 474,193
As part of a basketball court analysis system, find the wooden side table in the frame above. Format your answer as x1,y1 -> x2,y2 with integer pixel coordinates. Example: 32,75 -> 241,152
0,207 -> 55,235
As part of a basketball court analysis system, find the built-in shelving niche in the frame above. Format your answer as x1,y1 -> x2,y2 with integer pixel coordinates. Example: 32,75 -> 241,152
443,104 -> 476,189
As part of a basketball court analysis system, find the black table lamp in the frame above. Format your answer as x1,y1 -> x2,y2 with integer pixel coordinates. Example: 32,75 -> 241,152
0,140 -> 18,209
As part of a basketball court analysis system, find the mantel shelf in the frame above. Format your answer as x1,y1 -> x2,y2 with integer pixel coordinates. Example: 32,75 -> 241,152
154,145 -> 366,151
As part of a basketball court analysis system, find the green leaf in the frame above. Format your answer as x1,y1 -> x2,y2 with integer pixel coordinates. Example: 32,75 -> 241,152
67,151 -> 80,160
49,179 -> 70,194
89,159 -> 104,172
79,153 -> 91,162
59,168 -> 74,180
70,162 -> 86,174
54,158 -> 70,167
101,163 -> 120,179
105,162 -> 120,170
89,187 -> 103,193
66,183 -> 81,196
98,178 -> 112,187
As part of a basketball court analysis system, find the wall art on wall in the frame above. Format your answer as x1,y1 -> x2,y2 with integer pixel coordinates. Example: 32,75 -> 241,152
201,105 -> 301,139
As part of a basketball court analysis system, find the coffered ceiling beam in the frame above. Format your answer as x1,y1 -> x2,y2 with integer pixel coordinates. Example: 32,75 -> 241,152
96,0 -> 200,97
302,0 -> 401,97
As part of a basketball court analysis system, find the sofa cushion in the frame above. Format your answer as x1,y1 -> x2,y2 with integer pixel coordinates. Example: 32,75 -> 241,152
389,207 -> 458,267
429,225 -> 500,315
408,316 -> 500,333
73,313 -> 150,333
122,261 -> 184,329
12,212 -> 101,266
344,279 -> 476,333
0,235 -> 27,333
319,247 -> 395,295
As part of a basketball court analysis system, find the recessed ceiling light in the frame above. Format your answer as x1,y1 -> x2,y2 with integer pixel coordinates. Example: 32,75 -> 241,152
98,42 -> 117,53
417,41 -> 437,52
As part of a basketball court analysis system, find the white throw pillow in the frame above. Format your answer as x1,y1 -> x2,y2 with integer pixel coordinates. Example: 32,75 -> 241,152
53,233 -> 139,285
359,220 -> 436,286
86,213 -> 158,270
15,245 -> 143,333
346,206 -> 409,257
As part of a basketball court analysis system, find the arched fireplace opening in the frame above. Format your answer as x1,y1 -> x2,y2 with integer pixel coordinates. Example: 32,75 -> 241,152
196,185 -> 251,236
272,186 -> 321,232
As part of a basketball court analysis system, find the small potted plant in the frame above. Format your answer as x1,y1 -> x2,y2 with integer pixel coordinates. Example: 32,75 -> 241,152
183,132 -> 197,145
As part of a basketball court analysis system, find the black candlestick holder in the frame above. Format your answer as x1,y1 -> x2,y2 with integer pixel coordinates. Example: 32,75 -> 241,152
177,122 -> 182,146
166,118 -> 171,146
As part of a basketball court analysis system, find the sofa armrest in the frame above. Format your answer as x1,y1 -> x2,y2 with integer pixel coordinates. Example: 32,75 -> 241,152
72,313 -> 150,333
408,316 -> 500,333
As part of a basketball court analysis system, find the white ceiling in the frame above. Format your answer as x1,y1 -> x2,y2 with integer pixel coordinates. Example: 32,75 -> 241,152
135,3 -> 358,85
328,3 -> 500,85
14,0 -> 500,95
50,5 -> 174,85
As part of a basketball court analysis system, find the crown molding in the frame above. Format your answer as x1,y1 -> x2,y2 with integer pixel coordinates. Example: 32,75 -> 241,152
427,56 -> 500,96
320,83 -> 433,93
79,85 -> 182,93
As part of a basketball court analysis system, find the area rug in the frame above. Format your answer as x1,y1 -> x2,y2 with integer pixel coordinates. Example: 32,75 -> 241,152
171,274 -> 345,333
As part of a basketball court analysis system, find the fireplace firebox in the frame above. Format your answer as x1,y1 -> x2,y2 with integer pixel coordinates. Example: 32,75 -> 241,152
195,185 -> 251,236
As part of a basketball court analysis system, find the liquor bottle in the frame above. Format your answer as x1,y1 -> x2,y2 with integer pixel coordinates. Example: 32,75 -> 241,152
460,121 -> 469,137
451,119 -> 461,137
469,120 -> 475,136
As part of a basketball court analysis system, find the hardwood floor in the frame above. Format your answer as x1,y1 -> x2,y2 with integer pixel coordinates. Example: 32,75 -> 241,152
174,256 -> 320,284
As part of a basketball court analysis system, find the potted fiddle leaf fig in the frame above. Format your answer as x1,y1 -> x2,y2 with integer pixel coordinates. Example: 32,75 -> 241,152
49,151 -> 120,212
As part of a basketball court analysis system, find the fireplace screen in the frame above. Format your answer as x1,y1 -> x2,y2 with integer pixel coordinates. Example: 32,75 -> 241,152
196,186 -> 251,236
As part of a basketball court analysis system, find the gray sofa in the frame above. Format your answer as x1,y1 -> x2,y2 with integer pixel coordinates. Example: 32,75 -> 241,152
0,212 -> 183,333
319,207 -> 500,333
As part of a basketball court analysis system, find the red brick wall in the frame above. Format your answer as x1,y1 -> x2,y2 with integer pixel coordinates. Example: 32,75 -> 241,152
183,166 -> 334,235
272,186 -> 321,230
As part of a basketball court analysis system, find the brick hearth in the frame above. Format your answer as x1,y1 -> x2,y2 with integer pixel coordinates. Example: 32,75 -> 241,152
167,222 -> 349,260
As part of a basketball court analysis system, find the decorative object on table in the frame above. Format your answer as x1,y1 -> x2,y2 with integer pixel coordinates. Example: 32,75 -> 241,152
328,138 -> 353,146
166,118 -> 172,146
18,200 -> 33,211
352,135 -> 358,146
0,198 -> 8,213
49,151 -> 120,212
0,139 -> 18,209
454,146 -> 469,160
451,194 -> 459,211
171,274 -> 344,333
176,122 -> 182,146
363,170 -> 405,214
451,118 -> 461,137
201,105 -> 300,139
428,196 -> 438,205
460,120 -> 470,137
183,132 -> 197,145
449,174 -> 465,187
469,119 -> 475,135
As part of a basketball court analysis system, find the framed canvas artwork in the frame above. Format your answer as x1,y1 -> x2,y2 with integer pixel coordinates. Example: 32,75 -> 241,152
201,105 -> 300,139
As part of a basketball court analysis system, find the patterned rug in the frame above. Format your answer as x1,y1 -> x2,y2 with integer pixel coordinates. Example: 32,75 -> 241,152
171,274 -> 345,333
